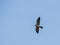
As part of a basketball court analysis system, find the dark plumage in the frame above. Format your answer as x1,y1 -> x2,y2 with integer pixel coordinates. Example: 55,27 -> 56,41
35,17 -> 43,33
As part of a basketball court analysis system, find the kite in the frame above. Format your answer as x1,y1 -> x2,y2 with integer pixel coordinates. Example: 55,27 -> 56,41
35,17 -> 43,33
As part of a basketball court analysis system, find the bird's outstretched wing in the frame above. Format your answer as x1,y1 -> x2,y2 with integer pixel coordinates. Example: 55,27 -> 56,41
36,17 -> 40,33
36,26 -> 39,33
36,17 -> 40,25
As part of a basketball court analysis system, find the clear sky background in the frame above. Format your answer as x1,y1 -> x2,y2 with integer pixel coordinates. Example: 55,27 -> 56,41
0,0 -> 60,45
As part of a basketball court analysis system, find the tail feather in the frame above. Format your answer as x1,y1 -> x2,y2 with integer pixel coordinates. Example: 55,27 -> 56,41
40,26 -> 43,29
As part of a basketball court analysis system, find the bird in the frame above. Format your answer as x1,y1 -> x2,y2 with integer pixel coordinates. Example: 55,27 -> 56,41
35,17 -> 43,33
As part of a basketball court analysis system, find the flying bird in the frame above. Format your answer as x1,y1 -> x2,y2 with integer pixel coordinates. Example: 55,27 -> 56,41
35,17 -> 43,33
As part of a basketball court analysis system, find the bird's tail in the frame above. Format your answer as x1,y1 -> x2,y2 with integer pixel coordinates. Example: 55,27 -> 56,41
39,26 -> 43,29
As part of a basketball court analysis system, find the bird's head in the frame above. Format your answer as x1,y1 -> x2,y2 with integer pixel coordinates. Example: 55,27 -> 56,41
35,25 -> 36,26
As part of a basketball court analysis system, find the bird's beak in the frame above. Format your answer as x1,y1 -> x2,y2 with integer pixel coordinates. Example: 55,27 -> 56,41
34,25 -> 36,26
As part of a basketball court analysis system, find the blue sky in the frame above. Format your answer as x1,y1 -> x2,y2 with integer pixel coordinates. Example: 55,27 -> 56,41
0,0 -> 60,45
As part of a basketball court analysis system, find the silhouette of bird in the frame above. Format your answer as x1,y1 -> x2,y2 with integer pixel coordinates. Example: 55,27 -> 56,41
35,17 -> 43,33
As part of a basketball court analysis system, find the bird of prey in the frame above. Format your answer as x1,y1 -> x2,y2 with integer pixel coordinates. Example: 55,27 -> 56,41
35,17 -> 43,33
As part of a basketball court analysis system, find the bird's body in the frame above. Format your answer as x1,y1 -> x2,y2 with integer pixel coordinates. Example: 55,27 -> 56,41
35,17 -> 43,33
